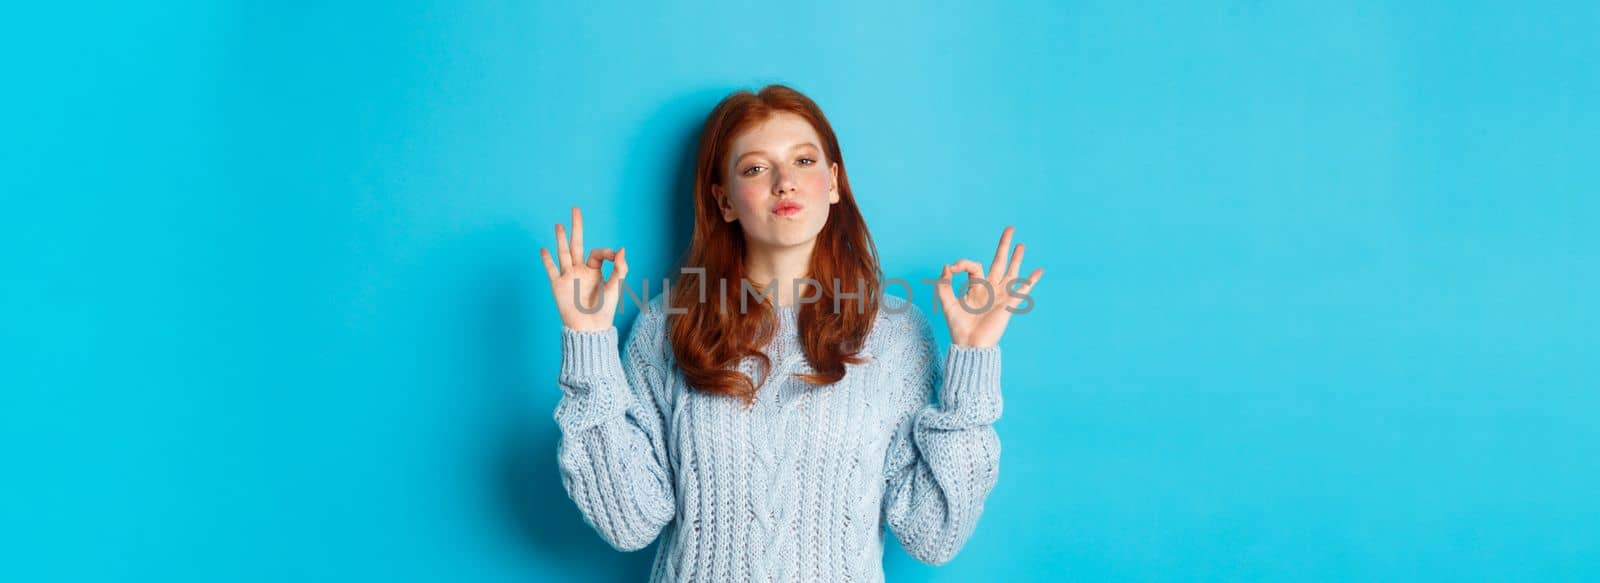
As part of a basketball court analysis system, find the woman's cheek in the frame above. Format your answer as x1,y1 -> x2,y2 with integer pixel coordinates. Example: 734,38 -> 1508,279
811,169 -> 836,198
737,187 -> 767,216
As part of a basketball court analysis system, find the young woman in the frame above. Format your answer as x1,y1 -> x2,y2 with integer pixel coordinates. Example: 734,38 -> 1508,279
538,85 -> 1043,582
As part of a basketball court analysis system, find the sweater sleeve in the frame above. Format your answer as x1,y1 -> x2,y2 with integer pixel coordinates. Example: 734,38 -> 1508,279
553,307 -> 676,552
880,305 -> 1003,566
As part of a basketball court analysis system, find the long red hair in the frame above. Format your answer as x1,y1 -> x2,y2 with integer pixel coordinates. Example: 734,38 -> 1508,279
667,85 -> 882,407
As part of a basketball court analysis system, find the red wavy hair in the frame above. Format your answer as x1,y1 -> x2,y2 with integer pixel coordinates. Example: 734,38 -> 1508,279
667,85 -> 883,407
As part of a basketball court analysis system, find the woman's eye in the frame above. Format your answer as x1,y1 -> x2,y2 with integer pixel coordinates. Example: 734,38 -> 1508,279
742,166 -> 764,176
797,158 -> 815,166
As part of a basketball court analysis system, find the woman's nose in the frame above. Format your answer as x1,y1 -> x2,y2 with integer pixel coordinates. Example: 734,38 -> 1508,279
773,168 -> 797,193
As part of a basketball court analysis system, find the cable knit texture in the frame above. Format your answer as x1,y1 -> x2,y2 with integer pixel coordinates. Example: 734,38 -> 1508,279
554,293 -> 1002,582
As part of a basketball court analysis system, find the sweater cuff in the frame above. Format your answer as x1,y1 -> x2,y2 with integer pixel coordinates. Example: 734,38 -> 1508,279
937,344 -> 1002,425
555,326 -> 631,434
559,325 -> 626,397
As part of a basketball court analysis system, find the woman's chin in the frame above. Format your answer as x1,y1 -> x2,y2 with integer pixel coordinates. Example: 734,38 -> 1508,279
749,231 -> 822,250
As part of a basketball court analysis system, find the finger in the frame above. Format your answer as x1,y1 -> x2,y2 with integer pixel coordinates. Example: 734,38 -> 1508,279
539,247 -> 560,280
1014,267 -> 1044,295
948,259 -> 988,306
951,258 -> 986,294
606,247 -> 629,290
1005,243 -> 1026,281
988,226 -> 1014,282
569,207 -> 585,267
586,247 -> 615,270
555,223 -> 572,270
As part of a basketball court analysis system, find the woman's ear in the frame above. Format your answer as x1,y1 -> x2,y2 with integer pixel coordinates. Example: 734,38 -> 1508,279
712,184 -> 737,222
829,162 -> 840,204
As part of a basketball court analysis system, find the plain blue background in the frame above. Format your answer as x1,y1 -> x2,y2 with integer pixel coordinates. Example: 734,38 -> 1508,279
4,1 -> 1596,581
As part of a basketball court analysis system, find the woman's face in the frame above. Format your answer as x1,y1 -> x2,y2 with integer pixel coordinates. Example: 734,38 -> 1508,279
712,112 -> 840,250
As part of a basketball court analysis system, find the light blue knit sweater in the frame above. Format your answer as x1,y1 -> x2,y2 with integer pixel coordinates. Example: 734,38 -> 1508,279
554,293 -> 1002,582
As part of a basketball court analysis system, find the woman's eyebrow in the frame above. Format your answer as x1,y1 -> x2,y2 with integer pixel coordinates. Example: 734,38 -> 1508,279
735,142 -> 821,162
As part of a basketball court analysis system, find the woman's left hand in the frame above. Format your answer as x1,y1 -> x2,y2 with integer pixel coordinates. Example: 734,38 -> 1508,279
935,226 -> 1044,349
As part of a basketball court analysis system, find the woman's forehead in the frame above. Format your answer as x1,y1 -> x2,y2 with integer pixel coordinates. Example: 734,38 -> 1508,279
731,113 -> 822,156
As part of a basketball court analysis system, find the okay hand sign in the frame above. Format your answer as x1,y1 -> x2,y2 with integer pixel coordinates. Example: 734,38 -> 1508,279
539,207 -> 629,332
935,226 -> 1044,349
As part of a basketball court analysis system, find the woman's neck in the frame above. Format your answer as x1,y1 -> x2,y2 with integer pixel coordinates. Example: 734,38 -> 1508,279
744,238 -> 817,308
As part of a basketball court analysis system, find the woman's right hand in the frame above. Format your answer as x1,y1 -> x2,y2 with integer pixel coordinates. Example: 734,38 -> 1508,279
540,207 -> 629,332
